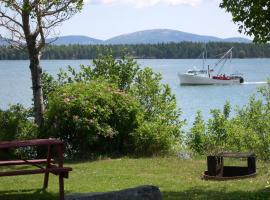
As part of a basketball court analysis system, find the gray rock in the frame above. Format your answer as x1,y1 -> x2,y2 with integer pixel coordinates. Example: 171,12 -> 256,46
66,185 -> 162,200
178,151 -> 192,160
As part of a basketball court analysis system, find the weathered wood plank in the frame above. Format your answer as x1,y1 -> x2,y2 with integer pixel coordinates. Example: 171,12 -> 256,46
0,139 -> 63,149
0,159 -> 54,166
0,167 -> 72,177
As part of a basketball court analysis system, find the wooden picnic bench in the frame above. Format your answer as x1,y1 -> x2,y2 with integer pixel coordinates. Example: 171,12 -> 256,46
0,138 -> 72,200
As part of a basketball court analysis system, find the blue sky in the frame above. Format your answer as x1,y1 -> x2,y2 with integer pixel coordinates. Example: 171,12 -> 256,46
59,0 -> 249,40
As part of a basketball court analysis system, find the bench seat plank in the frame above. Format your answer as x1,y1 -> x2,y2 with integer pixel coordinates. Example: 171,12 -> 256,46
0,159 -> 54,166
0,167 -> 72,177
217,152 -> 255,158
0,139 -> 63,149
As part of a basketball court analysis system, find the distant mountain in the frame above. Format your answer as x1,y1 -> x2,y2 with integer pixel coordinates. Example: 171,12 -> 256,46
222,37 -> 251,43
48,29 -> 252,45
48,35 -> 102,45
105,29 -> 219,44
105,29 -> 251,44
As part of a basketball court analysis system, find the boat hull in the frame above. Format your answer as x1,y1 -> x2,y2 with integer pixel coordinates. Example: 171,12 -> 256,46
178,73 -> 242,85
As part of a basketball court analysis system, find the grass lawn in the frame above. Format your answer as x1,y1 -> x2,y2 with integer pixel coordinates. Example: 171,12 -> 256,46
0,157 -> 269,200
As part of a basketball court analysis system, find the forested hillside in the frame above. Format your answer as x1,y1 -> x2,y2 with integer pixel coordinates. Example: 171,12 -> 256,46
0,42 -> 269,60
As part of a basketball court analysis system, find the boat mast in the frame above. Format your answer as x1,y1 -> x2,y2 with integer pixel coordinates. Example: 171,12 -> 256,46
202,51 -> 205,70
203,43 -> 207,70
205,47 -> 208,60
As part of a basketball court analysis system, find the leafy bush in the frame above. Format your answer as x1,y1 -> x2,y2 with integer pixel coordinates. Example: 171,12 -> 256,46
42,52 -> 184,157
235,94 -> 270,160
0,105 -> 37,141
45,81 -> 142,157
0,105 -> 38,159
134,120 -> 181,155
187,81 -> 270,161
186,103 -> 231,155
186,111 -> 207,155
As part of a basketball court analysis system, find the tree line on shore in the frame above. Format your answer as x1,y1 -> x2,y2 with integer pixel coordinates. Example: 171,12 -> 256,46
1,42 -> 270,60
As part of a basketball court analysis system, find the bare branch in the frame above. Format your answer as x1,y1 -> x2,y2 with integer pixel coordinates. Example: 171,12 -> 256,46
0,18 -> 25,39
35,4 -> 45,51
0,11 -> 23,28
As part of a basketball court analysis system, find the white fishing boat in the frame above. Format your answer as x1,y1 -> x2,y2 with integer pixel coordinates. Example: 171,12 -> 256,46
178,48 -> 244,85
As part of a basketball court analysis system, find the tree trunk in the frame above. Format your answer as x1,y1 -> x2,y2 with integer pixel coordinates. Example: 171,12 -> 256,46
29,52 -> 44,126
21,2 -> 45,127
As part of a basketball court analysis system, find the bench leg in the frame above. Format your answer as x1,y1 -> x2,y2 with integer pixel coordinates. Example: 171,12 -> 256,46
58,143 -> 65,200
59,174 -> 65,200
43,145 -> 52,189
43,170 -> 50,189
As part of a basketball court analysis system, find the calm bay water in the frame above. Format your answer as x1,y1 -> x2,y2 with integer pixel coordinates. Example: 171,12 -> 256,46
0,59 -> 269,127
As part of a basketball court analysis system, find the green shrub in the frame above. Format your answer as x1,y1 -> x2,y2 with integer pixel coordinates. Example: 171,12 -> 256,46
45,81 -> 142,157
186,103 -> 232,155
186,111 -> 207,155
235,94 -> 270,160
187,81 -> 270,161
0,105 -> 37,141
42,52 -> 184,157
0,105 -> 38,159
130,67 -> 183,155
133,120 -> 181,155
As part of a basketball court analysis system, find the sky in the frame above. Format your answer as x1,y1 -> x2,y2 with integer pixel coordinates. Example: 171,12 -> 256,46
58,0 -> 249,40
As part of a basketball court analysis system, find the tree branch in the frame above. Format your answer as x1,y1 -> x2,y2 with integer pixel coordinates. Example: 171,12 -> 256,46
35,4 -> 45,51
41,1 -> 77,16
0,11 -> 23,28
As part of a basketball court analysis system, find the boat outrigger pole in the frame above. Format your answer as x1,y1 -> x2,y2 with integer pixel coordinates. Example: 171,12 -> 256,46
214,47 -> 233,68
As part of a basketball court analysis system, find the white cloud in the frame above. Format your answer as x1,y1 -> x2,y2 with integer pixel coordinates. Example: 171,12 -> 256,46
86,0 -> 203,8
